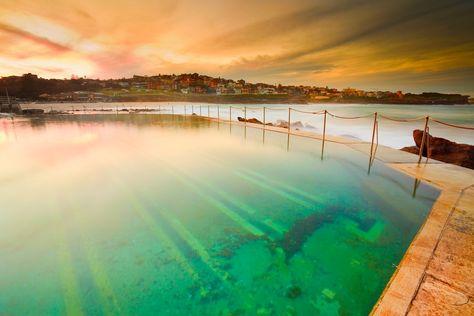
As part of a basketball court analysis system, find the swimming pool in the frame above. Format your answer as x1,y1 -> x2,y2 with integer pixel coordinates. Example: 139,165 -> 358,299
0,115 -> 439,315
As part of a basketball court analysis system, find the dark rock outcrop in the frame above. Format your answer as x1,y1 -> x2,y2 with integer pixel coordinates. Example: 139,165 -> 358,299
237,117 -> 263,124
401,129 -> 474,169
22,108 -> 45,115
286,285 -> 302,299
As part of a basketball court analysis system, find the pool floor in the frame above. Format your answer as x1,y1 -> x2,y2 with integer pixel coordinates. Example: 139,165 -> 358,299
0,115 -> 439,315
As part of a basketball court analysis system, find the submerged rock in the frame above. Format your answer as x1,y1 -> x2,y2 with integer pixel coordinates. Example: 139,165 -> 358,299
286,285 -> 302,299
279,212 -> 334,261
401,129 -> 474,169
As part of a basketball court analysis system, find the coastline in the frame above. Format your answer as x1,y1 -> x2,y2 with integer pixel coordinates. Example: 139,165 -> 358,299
20,94 -> 471,105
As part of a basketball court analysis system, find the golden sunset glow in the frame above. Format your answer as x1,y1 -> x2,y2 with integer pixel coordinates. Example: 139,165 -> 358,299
1,0 -> 473,94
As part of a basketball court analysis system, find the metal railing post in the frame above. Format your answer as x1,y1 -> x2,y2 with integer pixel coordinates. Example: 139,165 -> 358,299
199,105 -> 202,116
426,127 -> 431,162
288,107 -> 291,132
171,105 -> 174,115
369,112 -> 378,169
321,110 -> 327,160
217,106 -> 220,120
263,107 -> 266,129
229,106 -> 232,122
207,105 -> 210,117
244,106 -> 247,125
184,105 -> 187,117
418,116 -> 430,165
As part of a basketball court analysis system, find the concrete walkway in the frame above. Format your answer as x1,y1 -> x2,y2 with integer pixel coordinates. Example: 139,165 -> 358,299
372,163 -> 474,315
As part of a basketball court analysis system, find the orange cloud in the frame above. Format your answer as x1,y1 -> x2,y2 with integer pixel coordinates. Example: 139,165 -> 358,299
0,0 -> 472,94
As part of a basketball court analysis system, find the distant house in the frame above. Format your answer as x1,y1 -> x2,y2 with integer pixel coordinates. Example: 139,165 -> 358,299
132,82 -> 148,90
241,88 -> 251,94
258,87 -> 276,94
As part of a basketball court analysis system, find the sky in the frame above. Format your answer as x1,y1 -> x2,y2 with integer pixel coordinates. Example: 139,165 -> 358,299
0,0 -> 473,95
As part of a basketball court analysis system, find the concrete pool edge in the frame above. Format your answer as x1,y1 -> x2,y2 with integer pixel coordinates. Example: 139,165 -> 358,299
370,165 -> 474,315
207,117 -> 473,315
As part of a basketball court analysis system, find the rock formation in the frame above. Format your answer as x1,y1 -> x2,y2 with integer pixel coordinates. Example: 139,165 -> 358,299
401,129 -> 474,169
237,117 -> 263,124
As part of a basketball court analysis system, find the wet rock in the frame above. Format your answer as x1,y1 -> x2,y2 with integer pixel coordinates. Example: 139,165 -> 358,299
22,108 -> 44,115
237,117 -> 263,124
276,120 -> 288,128
47,110 -> 70,115
286,285 -> 302,299
401,129 -> 474,169
290,121 -> 304,128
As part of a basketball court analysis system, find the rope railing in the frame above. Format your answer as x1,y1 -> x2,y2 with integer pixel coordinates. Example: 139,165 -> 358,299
326,111 -> 374,120
379,114 -> 426,122
229,105 -> 246,110
291,108 -> 325,115
264,107 -> 287,111
244,106 -> 262,110
10,104 -> 473,168
430,118 -> 474,130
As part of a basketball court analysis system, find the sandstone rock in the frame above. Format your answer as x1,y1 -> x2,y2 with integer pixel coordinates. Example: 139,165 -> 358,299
401,129 -> 474,169
276,120 -> 288,128
291,121 -> 304,128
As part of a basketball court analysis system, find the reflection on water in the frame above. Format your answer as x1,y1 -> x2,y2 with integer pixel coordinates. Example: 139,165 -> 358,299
21,102 -> 474,147
0,115 -> 439,315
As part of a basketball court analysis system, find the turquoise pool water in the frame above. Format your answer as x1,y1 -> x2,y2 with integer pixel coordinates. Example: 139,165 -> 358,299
0,115 -> 439,315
